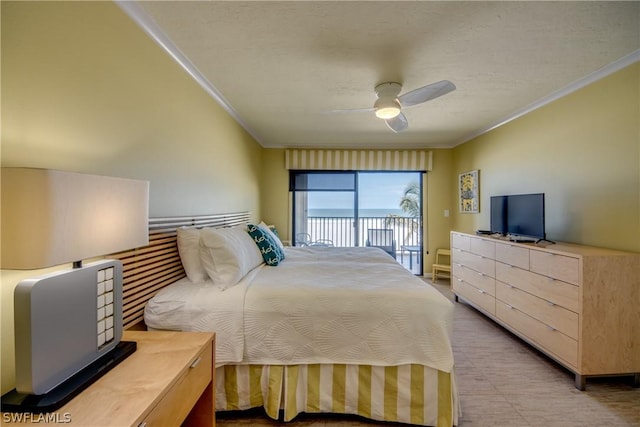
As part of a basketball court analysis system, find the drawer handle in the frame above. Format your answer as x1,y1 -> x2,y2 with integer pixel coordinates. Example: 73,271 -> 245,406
138,423 -> 147,427
477,272 -> 485,277
506,284 -> 514,289
547,300 -> 556,306
505,304 -> 514,310
190,356 -> 202,369
547,325 -> 557,332
478,289 -> 485,294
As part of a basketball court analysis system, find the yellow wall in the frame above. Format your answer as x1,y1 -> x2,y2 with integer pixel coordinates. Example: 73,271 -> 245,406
1,1 -> 263,393
451,63 -> 640,252
1,1 -> 263,217
259,149 -> 291,240
426,149 -> 454,265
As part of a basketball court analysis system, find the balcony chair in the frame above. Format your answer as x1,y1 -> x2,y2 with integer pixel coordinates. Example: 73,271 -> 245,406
366,229 -> 396,258
295,233 -> 333,247
431,248 -> 451,283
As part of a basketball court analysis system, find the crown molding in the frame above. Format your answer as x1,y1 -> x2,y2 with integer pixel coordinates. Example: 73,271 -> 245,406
457,49 -> 640,146
115,1 -> 264,146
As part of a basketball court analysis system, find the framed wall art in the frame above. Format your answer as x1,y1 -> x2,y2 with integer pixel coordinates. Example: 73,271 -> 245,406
459,170 -> 479,213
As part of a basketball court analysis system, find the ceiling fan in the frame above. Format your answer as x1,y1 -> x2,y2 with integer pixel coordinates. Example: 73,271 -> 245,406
335,80 -> 456,133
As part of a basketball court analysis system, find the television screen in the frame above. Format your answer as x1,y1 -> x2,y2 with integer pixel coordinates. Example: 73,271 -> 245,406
489,193 -> 546,240
506,193 -> 545,239
490,196 -> 508,234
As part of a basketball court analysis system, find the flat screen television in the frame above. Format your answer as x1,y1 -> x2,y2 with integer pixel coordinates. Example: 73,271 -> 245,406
490,193 -> 545,241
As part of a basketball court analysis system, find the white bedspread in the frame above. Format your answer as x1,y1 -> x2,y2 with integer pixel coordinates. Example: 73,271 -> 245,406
145,246 -> 454,372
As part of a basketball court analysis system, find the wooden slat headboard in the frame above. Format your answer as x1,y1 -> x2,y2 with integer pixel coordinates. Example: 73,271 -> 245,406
110,212 -> 251,329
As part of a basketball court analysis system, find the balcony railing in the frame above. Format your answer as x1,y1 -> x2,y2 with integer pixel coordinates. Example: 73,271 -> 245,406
299,216 -> 421,248
297,216 -> 423,274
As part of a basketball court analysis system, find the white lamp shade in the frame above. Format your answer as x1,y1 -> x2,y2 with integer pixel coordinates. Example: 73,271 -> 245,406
1,168 -> 149,269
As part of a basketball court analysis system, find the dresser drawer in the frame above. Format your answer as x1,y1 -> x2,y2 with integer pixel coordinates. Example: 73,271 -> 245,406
530,251 -> 580,285
496,301 -> 577,368
470,237 -> 495,258
495,242 -> 529,269
495,281 -> 578,339
495,262 -> 580,312
451,233 -> 471,251
142,340 -> 213,426
453,277 -> 495,315
453,263 -> 495,295
452,249 -> 495,277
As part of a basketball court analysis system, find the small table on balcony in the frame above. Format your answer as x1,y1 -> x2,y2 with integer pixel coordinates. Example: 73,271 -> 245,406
401,245 -> 421,269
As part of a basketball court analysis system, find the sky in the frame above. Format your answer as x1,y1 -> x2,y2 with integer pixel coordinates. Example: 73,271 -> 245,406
307,172 -> 421,210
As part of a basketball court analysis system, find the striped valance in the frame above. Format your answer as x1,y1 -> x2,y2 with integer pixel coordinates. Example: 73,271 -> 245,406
285,149 -> 432,171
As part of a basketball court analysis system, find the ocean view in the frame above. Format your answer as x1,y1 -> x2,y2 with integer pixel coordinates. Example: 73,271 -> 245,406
308,208 -> 408,218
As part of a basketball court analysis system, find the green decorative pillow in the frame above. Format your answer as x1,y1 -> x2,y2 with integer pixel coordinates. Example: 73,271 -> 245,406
247,224 -> 285,266
258,221 -> 285,250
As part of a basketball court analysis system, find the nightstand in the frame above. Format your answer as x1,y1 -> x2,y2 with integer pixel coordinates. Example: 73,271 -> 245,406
3,331 -> 215,426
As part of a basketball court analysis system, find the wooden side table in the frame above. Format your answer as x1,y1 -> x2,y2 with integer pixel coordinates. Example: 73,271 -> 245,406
2,331 -> 215,426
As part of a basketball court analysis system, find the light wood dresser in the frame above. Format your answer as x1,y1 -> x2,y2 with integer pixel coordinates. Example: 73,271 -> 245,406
2,331 -> 215,426
450,231 -> 640,390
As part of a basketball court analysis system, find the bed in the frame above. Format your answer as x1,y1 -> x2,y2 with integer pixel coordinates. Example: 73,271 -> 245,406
112,212 -> 459,427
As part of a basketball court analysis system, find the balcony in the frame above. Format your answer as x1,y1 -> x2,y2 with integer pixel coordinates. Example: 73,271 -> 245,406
297,216 -> 423,275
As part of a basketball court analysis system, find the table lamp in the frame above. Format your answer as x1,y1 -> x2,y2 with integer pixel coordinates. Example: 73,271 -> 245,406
0,168 -> 149,412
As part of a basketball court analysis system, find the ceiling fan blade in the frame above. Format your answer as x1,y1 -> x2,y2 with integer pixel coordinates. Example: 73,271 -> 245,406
325,107 -> 374,114
398,80 -> 456,108
385,113 -> 408,133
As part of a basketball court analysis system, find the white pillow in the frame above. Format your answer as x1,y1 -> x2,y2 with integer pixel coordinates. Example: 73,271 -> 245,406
259,221 -> 285,251
200,226 -> 264,289
176,227 -> 208,283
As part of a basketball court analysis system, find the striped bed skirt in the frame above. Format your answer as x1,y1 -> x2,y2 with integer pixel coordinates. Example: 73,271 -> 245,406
216,364 -> 459,427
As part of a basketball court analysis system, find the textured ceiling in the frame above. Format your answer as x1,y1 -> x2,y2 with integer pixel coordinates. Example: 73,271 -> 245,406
123,1 -> 639,149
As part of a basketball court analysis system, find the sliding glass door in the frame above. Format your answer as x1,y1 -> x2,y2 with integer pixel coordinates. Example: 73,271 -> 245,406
291,171 -> 424,274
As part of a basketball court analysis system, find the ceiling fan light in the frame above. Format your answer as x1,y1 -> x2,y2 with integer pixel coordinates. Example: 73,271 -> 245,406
375,106 -> 401,119
374,98 -> 401,119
